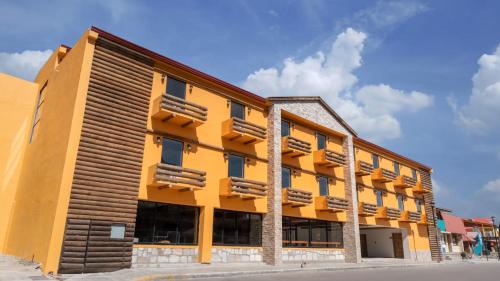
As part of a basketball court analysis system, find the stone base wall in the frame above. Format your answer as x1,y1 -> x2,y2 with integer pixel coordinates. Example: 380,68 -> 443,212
211,247 -> 263,263
132,246 -> 198,268
410,250 -> 433,262
282,248 -> 345,262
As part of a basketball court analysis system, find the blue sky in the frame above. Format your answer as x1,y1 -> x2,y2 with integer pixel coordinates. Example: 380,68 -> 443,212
1,0 -> 500,221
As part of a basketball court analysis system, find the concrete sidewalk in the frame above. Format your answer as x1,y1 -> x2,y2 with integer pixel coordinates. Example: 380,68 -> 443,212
2,254 -> 499,281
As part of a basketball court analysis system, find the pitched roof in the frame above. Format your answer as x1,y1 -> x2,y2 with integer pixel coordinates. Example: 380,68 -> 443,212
442,212 -> 467,235
267,96 -> 357,136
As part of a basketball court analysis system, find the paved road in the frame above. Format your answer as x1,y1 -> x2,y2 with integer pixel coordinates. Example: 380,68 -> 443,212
207,263 -> 500,281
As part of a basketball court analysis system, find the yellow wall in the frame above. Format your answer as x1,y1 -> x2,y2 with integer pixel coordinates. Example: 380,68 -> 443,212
355,145 -> 430,251
138,67 -> 269,262
0,73 -> 38,251
282,115 -> 347,223
3,30 -> 97,274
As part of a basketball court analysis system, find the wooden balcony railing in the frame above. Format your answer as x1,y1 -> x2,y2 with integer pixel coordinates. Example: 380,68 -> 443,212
375,206 -> 401,220
418,213 -> 428,225
221,117 -> 267,145
313,149 -> 346,167
413,181 -> 432,194
281,136 -> 311,158
282,188 -> 313,207
152,94 -> 208,128
148,163 -> 206,191
399,210 -> 421,223
358,202 -> 378,216
355,160 -> 373,176
219,177 -> 267,199
315,196 -> 349,212
393,175 -> 417,189
371,168 -> 397,183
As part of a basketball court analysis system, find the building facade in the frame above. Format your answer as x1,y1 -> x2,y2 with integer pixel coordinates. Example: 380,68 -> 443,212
0,27 -> 439,275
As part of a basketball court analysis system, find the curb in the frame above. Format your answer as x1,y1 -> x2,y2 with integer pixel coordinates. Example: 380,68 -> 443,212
136,262 -> 440,281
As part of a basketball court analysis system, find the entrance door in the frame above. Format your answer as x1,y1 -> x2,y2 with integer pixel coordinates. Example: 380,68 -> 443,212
392,233 -> 404,258
360,234 -> 368,258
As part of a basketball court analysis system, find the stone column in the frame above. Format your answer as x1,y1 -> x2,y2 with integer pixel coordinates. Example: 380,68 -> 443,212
262,105 -> 283,265
198,206 -> 214,263
342,136 -> 361,263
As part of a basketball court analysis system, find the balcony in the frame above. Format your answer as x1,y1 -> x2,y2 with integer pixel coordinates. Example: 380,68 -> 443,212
315,196 -> 349,212
152,94 -> 207,128
313,149 -> 346,167
281,136 -> 311,158
219,177 -> 267,200
148,163 -> 206,191
282,188 -> 313,207
375,206 -> 401,220
221,117 -> 267,145
417,213 -> 428,225
413,182 -> 431,194
393,175 -> 417,189
399,210 -> 421,223
358,202 -> 378,217
355,160 -> 373,176
371,168 -> 397,183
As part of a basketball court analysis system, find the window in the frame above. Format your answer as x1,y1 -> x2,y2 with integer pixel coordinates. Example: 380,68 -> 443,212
318,176 -> 329,196
134,201 -> 198,245
375,190 -> 384,207
230,101 -> 245,120
161,138 -> 183,166
282,167 -> 292,188
317,133 -> 327,150
415,199 -> 422,213
212,209 -> 262,246
282,217 -> 343,248
393,161 -> 400,175
411,168 -> 417,180
167,76 -> 186,99
372,154 -> 380,169
397,194 -> 405,211
228,154 -> 244,178
29,82 -> 47,143
281,120 -> 290,137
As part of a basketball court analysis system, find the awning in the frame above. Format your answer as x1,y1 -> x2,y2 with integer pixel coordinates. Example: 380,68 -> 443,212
442,213 -> 467,235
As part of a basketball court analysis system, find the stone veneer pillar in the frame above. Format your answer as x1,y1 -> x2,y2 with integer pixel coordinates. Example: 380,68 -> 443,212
342,135 -> 362,263
262,105 -> 283,265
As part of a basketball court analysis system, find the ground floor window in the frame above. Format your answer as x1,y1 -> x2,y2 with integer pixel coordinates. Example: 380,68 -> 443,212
282,216 -> 343,248
134,201 -> 198,245
212,209 -> 262,246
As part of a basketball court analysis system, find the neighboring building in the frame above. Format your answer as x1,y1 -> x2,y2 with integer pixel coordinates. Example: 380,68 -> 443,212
435,208 -> 466,260
0,27 -> 439,275
463,217 -> 499,256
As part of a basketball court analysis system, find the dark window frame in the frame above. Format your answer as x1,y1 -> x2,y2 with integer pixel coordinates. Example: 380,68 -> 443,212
411,168 -> 417,180
393,161 -> 400,175
281,120 -> 290,137
318,176 -> 329,196
317,133 -> 327,150
372,154 -> 380,169
415,199 -> 422,213
166,76 -> 187,99
397,194 -> 405,211
228,153 -> 245,178
375,190 -> 384,207
161,138 -> 184,166
134,201 -> 199,245
282,166 -> 292,188
212,209 -> 262,246
282,216 -> 343,248
230,101 -> 246,120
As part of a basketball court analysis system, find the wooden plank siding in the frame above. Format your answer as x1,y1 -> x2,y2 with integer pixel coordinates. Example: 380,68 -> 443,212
420,170 -> 442,262
58,38 -> 153,273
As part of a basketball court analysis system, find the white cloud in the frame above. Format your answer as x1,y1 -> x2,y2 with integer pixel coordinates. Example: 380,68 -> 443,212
243,28 -> 432,142
477,179 -> 500,203
451,45 -> 500,135
0,49 -> 52,81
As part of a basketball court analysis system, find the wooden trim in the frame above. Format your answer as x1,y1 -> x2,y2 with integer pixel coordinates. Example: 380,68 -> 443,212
356,183 -> 423,200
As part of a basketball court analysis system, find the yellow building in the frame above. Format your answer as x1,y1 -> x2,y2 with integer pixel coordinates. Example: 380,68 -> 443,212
0,27 -> 440,275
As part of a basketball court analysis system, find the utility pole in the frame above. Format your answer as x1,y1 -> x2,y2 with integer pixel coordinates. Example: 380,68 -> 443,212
492,216 -> 500,261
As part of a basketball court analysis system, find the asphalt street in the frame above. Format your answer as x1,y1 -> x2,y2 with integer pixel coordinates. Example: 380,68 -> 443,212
207,263 -> 500,281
